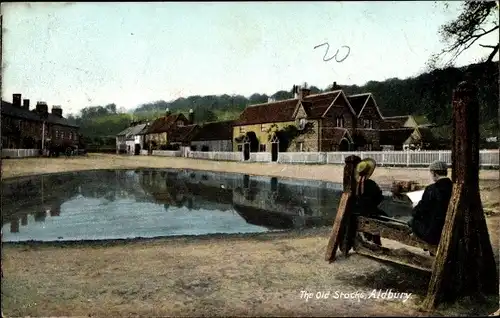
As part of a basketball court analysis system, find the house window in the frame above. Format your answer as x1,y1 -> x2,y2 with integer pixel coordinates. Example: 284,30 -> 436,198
177,121 -> 184,127
56,130 -> 60,139
363,119 -> 373,129
259,144 -> 266,152
261,124 -> 267,132
61,131 -> 65,139
366,143 -> 373,151
239,126 -> 246,134
336,116 -> 345,128
69,132 -> 73,140
296,142 -> 304,152
237,145 -> 243,152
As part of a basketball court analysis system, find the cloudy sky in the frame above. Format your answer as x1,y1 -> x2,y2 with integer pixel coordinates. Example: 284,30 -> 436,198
2,2 -> 498,115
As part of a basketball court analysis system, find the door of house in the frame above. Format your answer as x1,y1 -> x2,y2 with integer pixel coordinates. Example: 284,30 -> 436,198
134,144 -> 141,155
270,134 -> 279,162
243,143 -> 250,161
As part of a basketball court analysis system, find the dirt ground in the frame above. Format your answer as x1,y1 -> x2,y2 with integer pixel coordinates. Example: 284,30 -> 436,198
1,154 -> 499,317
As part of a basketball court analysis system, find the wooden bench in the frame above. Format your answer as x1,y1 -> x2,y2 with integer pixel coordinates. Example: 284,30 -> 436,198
354,215 -> 437,272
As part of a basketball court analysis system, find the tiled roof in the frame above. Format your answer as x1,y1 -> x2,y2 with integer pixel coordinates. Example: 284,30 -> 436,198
168,124 -> 199,143
191,120 -> 234,141
2,100 -> 78,128
126,123 -> 147,138
382,116 -> 408,129
347,93 -> 370,115
145,113 -> 186,134
302,98 -> 333,119
379,128 -> 415,145
234,90 -> 347,126
45,112 -> 79,128
117,126 -> 134,137
234,99 -> 299,126
322,127 -> 350,145
1,101 -> 42,122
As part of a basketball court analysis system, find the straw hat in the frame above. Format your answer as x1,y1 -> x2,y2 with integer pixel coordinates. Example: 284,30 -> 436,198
355,158 -> 377,181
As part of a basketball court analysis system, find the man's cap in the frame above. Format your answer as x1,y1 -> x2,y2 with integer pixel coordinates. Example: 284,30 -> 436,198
429,160 -> 447,171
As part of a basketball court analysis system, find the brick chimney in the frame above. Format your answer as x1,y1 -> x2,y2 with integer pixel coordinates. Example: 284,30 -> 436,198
332,81 -> 340,90
36,101 -> 49,114
51,105 -> 63,117
299,83 -> 311,100
12,94 -> 21,107
23,99 -> 30,110
188,109 -> 194,124
165,108 -> 171,117
292,85 -> 299,99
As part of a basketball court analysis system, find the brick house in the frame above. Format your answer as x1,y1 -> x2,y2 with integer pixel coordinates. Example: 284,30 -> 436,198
1,93 -> 79,150
232,86 -> 357,160
143,108 -> 196,151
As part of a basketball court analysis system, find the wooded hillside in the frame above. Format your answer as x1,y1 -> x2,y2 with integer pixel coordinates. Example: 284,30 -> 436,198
69,61 -> 498,146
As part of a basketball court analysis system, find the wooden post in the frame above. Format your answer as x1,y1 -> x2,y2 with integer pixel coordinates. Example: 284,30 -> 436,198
423,81 -> 498,309
325,155 -> 361,262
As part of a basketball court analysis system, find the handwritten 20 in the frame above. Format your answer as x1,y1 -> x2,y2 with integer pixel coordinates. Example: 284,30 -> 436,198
314,43 -> 350,62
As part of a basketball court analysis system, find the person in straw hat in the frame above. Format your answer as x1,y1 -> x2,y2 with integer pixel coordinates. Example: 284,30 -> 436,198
354,158 -> 389,246
407,160 -> 453,250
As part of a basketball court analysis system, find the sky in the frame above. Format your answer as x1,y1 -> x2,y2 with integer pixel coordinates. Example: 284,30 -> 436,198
2,1 -> 499,116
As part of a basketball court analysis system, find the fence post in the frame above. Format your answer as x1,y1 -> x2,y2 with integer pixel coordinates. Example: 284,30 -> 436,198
438,150 -> 443,161
381,152 -> 385,167
406,151 -> 410,167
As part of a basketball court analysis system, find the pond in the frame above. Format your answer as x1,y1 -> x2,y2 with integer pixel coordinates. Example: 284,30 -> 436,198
1,169 -> 414,242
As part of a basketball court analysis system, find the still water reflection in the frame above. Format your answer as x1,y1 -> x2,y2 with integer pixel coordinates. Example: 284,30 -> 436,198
2,169 -> 413,242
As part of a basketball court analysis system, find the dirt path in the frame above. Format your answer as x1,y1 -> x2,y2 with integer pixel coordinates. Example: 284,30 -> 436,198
1,154 -> 499,316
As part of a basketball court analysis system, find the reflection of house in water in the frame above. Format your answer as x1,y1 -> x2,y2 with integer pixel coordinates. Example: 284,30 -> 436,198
1,170 -> 152,233
138,169 -> 234,211
232,176 -> 343,229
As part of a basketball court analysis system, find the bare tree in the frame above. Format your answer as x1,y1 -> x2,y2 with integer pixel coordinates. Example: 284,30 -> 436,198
430,1 -> 499,67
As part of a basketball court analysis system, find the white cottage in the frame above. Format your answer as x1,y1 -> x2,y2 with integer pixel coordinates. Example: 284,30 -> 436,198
116,126 -> 134,154
125,123 -> 147,155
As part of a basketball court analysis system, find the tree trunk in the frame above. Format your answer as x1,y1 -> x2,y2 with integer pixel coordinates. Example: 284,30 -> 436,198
423,81 -> 498,309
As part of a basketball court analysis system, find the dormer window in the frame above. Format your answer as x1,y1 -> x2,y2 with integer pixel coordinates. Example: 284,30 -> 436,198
177,121 -> 184,127
336,116 -> 345,128
363,119 -> 373,129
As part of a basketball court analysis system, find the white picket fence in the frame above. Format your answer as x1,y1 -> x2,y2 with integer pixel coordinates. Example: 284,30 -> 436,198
140,150 -> 149,156
187,151 -> 242,161
149,149 -> 499,167
1,149 -> 39,158
152,150 -> 182,157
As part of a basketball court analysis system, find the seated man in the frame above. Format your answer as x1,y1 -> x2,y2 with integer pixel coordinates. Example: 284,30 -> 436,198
407,160 -> 453,249
354,158 -> 388,246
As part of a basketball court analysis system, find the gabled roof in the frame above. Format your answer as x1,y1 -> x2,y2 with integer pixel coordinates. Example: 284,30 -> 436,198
191,120 -> 234,141
117,126 -> 134,137
126,123 -> 147,138
145,113 -> 188,134
235,90 -> 358,126
168,124 -> 199,143
379,128 -> 415,146
347,93 -> 383,118
381,116 -> 409,129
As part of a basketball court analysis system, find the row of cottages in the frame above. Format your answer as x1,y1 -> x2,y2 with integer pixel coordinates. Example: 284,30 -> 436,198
116,108 -> 234,155
1,93 -> 80,150
231,85 -> 439,157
